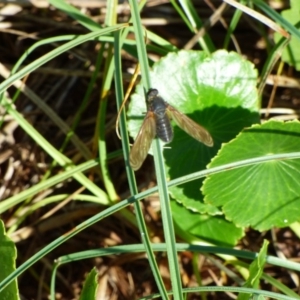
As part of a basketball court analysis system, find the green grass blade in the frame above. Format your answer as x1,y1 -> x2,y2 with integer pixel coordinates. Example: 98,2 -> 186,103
223,4 -> 243,49
154,141 -> 183,300
131,1 -> 182,299
0,197 -> 133,293
52,243 -> 300,299
0,159 -> 101,214
48,0 -> 101,30
128,0 -> 172,298
3,147 -> 300,292
114,29 -> 169,298
253,0 -> 300,41
57,44 -> 105,161
0,24 -> 128,94
97,47 -> 119,201
0,97 -> 108,210
113,31 -> 136,186
258,35 -> 290,97
95,0 -> 120,202
176,0 -> 215,53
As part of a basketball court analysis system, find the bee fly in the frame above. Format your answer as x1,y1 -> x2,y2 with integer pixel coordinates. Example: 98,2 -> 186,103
129,88 -> 213,170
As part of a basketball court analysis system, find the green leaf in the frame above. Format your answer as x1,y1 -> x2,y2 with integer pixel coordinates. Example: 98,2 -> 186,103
238,240 -> 269,300
171,200 -> 243,246
274,0 -> 300,70
204,120 -> 300,231
128,50 -> 259,244
79,267 -> 98,300
48,0 -> 101,31
0,220 -> 18,300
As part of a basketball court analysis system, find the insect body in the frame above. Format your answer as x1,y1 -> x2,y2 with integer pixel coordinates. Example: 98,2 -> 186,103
129,88 -> 213,170
149,90 -> 173,143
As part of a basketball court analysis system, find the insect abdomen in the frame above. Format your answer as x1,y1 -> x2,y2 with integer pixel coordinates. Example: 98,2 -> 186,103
156,115 -> 173,143
150,93 -> 173,143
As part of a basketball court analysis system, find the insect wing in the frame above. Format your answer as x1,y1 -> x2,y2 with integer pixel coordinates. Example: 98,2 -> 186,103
167,104 -> 213,146
130,112 -> 156,170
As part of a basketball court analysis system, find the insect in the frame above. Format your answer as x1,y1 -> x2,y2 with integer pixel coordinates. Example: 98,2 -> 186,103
129,88 -> 213,170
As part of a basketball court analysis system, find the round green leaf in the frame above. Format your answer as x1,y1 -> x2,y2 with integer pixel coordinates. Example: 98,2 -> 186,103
203,120 -> 300,231
171,200 -> 244,246
128,50 -> 259,213
128,50 -> 259,245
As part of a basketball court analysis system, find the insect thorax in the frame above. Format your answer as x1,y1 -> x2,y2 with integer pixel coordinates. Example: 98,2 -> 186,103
150,96 -> 166,114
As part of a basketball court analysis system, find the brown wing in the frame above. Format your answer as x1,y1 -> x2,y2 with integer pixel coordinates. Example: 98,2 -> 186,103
167,104 -> 213,147
129,112 -> 156,170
